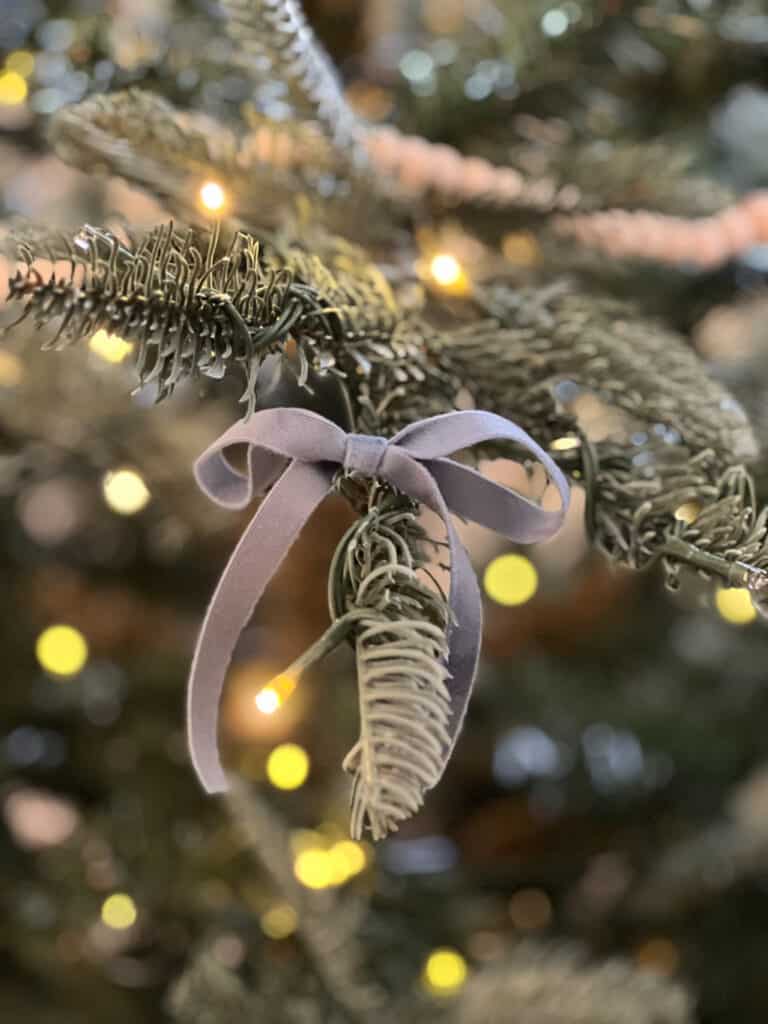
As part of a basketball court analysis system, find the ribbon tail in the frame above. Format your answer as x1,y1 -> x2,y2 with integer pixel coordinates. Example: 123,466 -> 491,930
187,460 -> 334,793
443,521 -> 484,759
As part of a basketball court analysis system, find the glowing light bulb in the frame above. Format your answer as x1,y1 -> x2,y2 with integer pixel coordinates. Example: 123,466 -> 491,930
260,902 -> 298,939
483,553 -> 539,607
101,893 -> 138,930
429,252 -> 467,291
266,743 -> 310,790
327,839 -> 368,884
102,468 -> 151,515
89,329 -> 133,364
550,435 -> 581,451
715,587 -> 756,626
294,848 -> 332,889
36,625 -> 89,678
422,948 -> 468,996
199,181 -> 227,213
255,687 -> 281,714
0,70 -> 28,106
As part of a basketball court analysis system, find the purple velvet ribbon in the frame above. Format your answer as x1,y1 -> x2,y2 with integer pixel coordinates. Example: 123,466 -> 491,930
187,407 -> 570,793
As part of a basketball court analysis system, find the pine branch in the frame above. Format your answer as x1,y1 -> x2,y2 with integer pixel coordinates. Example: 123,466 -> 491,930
332,486 -> 452,841
449,941 -> 693,1024
221,0 -> 364,154
225,779 -> 387,1020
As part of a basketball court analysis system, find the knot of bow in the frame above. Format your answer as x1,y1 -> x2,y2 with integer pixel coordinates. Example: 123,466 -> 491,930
188,407 -> 570,794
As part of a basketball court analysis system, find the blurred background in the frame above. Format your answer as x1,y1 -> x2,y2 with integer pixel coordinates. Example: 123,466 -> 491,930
4,1 -> 768,1022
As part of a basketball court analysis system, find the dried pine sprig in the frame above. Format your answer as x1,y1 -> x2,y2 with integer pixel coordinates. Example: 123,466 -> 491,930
449,941 -> 694,1024
441,281 -> 768,591
221,0 -> 364,154
331,484 -> 452,841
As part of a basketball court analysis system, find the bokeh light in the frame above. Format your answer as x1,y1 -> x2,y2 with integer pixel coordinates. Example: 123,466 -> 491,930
0,70 -> 28,106
102,468 -> 151,516
101,893 -> 138,930
266,743 -> 310,790
483,553 -> 539,606
260,902 -> 298,939
715,587 -> 756,626
508,887 -> 553,930
294,848 -> 333,889
5,51 -> 35,78
422,947 -> 468,996
255,687 -> 281,714
89,330 -> 134,364
35,625 -> 89,678
199,180 -> 227,213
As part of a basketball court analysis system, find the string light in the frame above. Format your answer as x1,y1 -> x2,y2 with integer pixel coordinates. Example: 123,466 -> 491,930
101,893 -> 138,930
550,435 -> 580,451
428,253 -> 470,294
35,625 -> 89,678
198,181 -> 227,213
483,553 -> 539,606
294,848 -> 333,889
102,468 -> 151,515
266,743 -> 310,790
255,687 -> 281,714
327,840 -> 368,885
0,70 -> 28,106
715,587 -> 756,626
5,51 -> 35,78
89,329 -> 133,364
422,948 -> 468,996
260,902 -> 298,939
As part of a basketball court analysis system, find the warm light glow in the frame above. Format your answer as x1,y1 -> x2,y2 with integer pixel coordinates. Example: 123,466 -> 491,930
0,70 -> 28,106
260,902 -> 298,939
266,743 -> 310,790
0,351 -> 23,387
674,501 -> 701,525
294,848 -> 333,889
327,839 -> 368,885
101,893 -> 138,930
199,181 -> 227,213
429,253 -> 467,291
715,587 -> 756,626
102,468 -> 151,515
422,948 -> 468,996
5,51 -> 35,78
634,936 -> 681,976
550,435 -> 581,451
89,329 -> 134,364
483,553 -> 539,607
36,625 -> 89,678
255,687 -> 281,714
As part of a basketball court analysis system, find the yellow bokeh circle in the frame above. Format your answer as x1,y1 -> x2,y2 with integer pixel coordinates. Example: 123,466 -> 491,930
422,947 -> 468,996
36,625 -> 89,677
715,587 -> 756,626
266,743 -> 310,790
483,553 -> 539,607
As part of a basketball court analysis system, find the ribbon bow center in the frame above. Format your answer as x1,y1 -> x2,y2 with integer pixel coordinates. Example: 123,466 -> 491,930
343,433 -> 389,478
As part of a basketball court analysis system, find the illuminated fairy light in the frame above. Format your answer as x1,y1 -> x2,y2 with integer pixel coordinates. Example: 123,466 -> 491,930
266,743 -> 310,790
294,848 -> 333,889
101,893 -> 138,930
549,435 -> 580,452
422,948 -> 468,996
36,625 -> 89,678
5,51 -> 35,78
327,839 -> 368,885
260,902 -> 298,939
483,553 -> 539,607
715,587 -> 756,626
0,70 -> 28,106
89,329 -> 134,364
255,687 -> 281,714
102,467 -> 151,516
428,253 -> 470,295
198,181 -> 227,213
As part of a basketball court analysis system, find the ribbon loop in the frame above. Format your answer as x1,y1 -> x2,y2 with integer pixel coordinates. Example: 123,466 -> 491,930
187,407 -> 570,796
